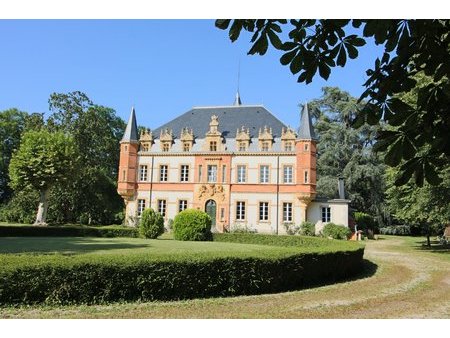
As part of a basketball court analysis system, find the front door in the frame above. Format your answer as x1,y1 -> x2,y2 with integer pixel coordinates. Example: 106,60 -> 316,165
205,200 -> 216,227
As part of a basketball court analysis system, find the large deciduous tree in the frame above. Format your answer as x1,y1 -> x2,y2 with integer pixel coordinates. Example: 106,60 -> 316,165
9,130 -> 78,225
216,19 -> 450,186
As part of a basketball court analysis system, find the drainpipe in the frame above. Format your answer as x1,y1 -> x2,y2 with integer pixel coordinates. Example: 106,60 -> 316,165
149,155 -> 154,208
276,155 -> 280,235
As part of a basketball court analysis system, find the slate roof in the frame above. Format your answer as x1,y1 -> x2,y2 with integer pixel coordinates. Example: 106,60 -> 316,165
153,105 -> 287,139
298,103 -> 317,140
121,106 -> 138,142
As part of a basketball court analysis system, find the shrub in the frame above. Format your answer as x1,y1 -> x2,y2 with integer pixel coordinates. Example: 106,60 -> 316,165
0,225 -> 138,238
173,209 -> 212,241
230,224 -> 257,233
300,221 -> 315,236
283,222 -> 300,235
322,223 -> 351,240
139,208 -> 164,239
379,225 -> 411,236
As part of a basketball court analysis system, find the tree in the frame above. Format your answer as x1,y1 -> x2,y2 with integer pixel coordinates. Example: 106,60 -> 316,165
310,87 -> 387,225
9,130 -> 78,225
216,19 -> 450,186
386,166 -> 450,246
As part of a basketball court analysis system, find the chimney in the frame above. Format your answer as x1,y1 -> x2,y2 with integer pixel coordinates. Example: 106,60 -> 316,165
338,177 -> 345,199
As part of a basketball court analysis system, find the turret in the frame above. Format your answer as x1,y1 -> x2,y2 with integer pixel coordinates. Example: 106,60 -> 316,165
296,102 -> 317,198
117,106 -> 139,200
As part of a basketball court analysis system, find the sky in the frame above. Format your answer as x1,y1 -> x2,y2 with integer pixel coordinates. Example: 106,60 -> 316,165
0,19 -> 386,130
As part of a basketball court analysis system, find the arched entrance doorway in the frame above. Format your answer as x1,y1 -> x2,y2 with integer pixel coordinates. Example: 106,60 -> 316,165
205,199 -> 217,228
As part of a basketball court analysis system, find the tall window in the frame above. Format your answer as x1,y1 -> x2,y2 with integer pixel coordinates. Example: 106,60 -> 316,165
210,141 -> 217,151
261,142 -> 269,151
260,165 -> 269,183
159,165 -> 168,182
284,142 -> 293,151
259,202 -> 269,221
178,200 -> 188,212
183,142 -> 190,152
180,165 -> 189,182
158,200 -> 167,217
237,165 -> 246,183
283,165 -> 293,183
222,165 -> 226,183
304,143 -> 309,151
283,203 -> 293,222
142,144 -> 149,152
198,165 -> 202,182
304,170 -> 308,183
122,170 -> 126,181
321,207 -> 331,222
236,201 -> 246,221
139,165 -> 148,181
162,143 -> 170,152
207,165 -> 217,183
239,142 -> 247,151
137,199 -> 146,217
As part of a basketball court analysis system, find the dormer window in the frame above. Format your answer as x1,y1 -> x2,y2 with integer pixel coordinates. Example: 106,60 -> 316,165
183,142 -> 191,152
159,128 -> 173,152
239,142 -> 247,151
284,142 -> 293,151
162,143 -> 170,152
142,144 -> 149,152
210,141 -> 217,151
258,126 -> 273,152
262,142 -> 269,152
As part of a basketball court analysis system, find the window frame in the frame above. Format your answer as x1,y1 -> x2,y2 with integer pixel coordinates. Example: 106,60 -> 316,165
159,164 -> 168,182
259,201 -> 269,222
321,206 -> 331,223
178,199 -> 188,213
210,141 -> 217,151
283,165 -> 294,184
259,164 -> 270,183
180,164 -> 190,182
137,199 -> 146,217
139,165 -> 148,182
207,164 -> 217,183
236,201 -> 246,221
282,202 -> 293,223
158,199 -> 167,217
237,165 -> 247,183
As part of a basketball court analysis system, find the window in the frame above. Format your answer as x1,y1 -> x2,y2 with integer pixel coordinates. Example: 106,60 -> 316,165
162,142 -> 170,152
124,145 -> 128,151
237,165 -> 246,183
260,165 -> 269,183
236,201 -> 246,221
210,141 -> 217,151
220,208 -> 225,220
239,142 -> 247,151
304,143 -> 309,151
159,165 -> 168,182
283,203 -> 293,222
122,170 -> 126,181
137,199 -> 146,217
222,165 -> 226,183
261,142 -> 269,151
142,144 -> 149,152
198,165 -> 202,182
139,165 -> 148,181
178,200 -> 187,212
158,200 -> 167,217
284,142 -> 293,151
304,170 -> 308,183
283,166 -> 293,183
259,202 -> 269,221
183,142 -> 190,152
321,207 -> 331,223
180,165 -> 189,182
207,165 -> 217,183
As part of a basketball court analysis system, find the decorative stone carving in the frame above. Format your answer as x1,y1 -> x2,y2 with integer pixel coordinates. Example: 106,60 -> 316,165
160,128 -> 173,152
197,184 -> 225,202
236,126 -> 250,151
203,115 -> 223,151
281,126 -> 296,151
180,127 -> 194,152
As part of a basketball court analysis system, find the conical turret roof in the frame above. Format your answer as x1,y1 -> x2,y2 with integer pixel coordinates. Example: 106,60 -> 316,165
121,106 -> 138,142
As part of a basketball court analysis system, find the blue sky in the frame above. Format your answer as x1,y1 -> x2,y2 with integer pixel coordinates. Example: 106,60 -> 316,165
0,19 -> 385,129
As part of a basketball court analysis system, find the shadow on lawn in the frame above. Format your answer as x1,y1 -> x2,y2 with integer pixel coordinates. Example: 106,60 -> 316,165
412,239 -> 450,254
0,237 -> 151,255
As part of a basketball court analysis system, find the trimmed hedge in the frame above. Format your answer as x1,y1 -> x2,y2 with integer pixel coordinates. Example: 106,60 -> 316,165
322,223 -> 351,240
0,233 -> 364,305
0,225 -> 138,238
139,208 -> 164,239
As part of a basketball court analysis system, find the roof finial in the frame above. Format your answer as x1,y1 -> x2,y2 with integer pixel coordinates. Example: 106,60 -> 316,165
233,59 -> 242,106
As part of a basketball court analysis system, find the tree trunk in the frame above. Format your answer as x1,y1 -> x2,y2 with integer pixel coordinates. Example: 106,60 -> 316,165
34,188 -> 50,226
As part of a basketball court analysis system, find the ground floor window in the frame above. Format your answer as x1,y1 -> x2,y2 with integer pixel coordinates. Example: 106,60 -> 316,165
283,202 -> 293,222
158,199 -> 167,217
236,201 -> 246,221
321,206 -> 331,222
137,199 -> 146,217
259,202 -> 269,221
178,199 -> 187,212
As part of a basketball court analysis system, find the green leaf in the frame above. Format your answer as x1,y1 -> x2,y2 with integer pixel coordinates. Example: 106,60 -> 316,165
384,137 -> 403,166
402,137 -> 416,160
267,30 -> 283,50
229,20 -> 243,41
336,46 -> 346,67
248,33 -> 269,55
280,49 -> 298,65
215,20 -> 231,30
346,44 -> 358,59
318,63 -> 331,80
289,53 -> 303,74
424,161 -> 443,185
